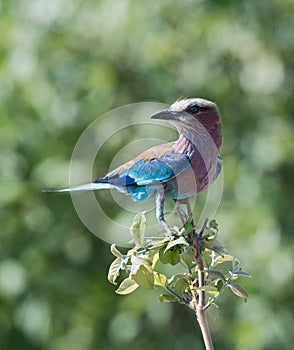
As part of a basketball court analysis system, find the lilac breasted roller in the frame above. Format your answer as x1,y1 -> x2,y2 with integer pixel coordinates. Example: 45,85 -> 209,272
47,98 -> 222,235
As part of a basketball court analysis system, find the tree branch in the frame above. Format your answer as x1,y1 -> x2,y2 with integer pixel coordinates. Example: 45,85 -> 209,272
187,218 -> 214,350
194,237 -> 214,350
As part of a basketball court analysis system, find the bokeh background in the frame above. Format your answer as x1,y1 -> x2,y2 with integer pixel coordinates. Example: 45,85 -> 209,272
1,0 -> 294,349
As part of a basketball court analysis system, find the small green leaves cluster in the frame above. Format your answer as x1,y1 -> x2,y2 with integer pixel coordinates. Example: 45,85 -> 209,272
107,212 -> 251,308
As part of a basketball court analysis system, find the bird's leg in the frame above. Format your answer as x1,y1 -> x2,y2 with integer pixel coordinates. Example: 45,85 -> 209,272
155,188 -> 172,236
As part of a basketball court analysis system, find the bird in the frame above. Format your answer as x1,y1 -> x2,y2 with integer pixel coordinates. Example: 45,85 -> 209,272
46,98 -> 222,235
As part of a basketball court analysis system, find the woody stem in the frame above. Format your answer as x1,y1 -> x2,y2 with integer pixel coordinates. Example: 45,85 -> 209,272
194,237 -> 214,350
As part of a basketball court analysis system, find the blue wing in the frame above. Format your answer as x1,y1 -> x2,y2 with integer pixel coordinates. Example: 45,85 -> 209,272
102,152 -> 192,187
98,151 -> 191,202
92,142 -> 193,202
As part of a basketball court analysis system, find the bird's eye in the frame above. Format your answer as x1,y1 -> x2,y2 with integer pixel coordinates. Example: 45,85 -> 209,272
187,104 -> 199,114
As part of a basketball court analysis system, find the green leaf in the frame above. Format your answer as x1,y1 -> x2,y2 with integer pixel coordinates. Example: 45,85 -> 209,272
165,236 -> 189,251
151,252 -> 160,268
212,255 -> 234,276
180,251 -> 194,268
116,278 -> 139,295
195,285 -> 219,299
159,294 -> 178,303
130,211 -> 146,247
131,265 -> 154,290
202,229 -> 216,239
216,279 -> 224,291
168,275 -> 189,295
184,221 -> 193,235
107,257 -> 122,285
232,270 -> 252,278
130,254 -> 152,272
208,219 -> 218,230
129,254 -> 154,290
228,283 -> 249,302
154,272 -> 167,287
110,244 -> 123,258
197,285 -> 218,292
204,238 -> 226,255
202,249 -> 212,268
153,237 -> 170,247
215,255 -> 234,263
206,269 -> 226,281
159,247 -> 180,266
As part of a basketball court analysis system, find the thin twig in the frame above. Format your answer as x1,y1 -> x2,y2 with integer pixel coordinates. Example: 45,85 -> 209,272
194,238 -> 214,350
184,204 -> 213,350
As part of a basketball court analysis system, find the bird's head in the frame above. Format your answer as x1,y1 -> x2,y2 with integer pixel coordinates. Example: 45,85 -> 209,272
151,98 -> 222,149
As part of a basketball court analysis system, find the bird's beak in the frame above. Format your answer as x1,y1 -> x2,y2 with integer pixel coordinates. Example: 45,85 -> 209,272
150,109 -> 177,121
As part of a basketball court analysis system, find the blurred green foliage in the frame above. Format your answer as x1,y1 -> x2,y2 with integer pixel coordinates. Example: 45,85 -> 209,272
0,0 -> 294,349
